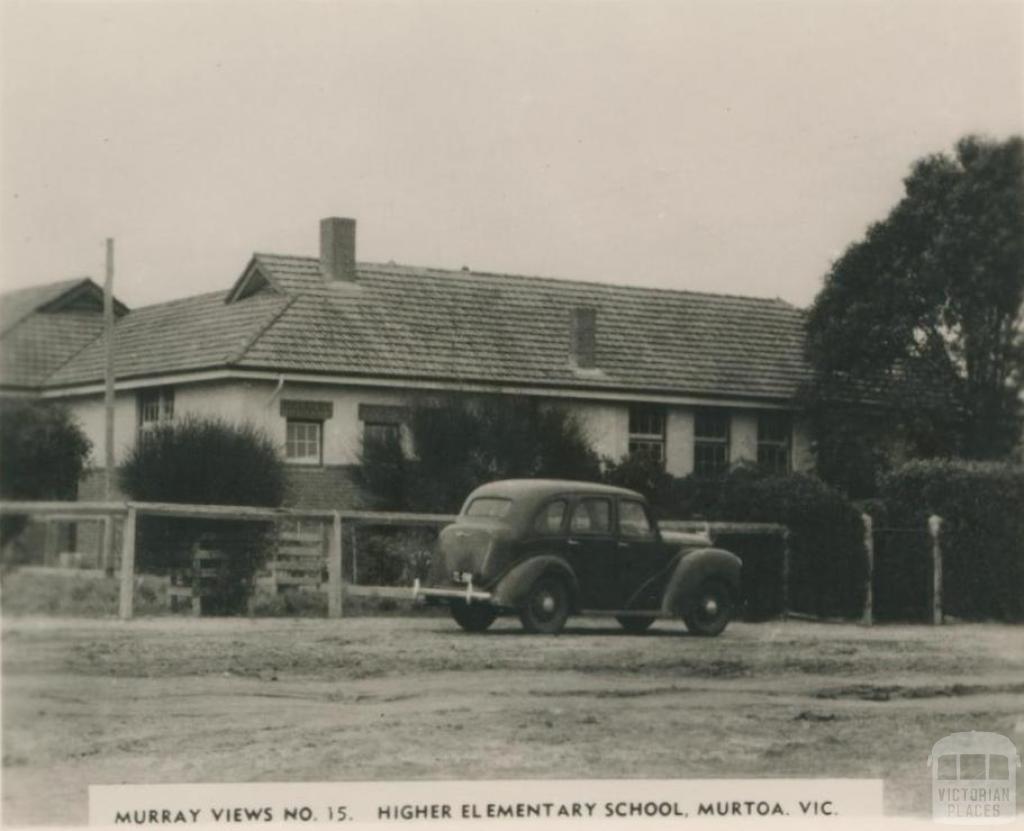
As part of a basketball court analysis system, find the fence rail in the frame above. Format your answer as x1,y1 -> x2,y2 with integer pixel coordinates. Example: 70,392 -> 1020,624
1,500 -> 947,626
0,500 -> 456,620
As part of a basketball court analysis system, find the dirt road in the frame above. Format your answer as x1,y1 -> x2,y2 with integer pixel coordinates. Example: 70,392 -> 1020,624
3,615 -> 1023,825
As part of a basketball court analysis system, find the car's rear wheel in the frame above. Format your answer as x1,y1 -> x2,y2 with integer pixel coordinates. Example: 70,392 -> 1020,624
450,601 -> 498,632
683,580 -> 733,637
519,575 -> 570,635
615,615 -> 655,633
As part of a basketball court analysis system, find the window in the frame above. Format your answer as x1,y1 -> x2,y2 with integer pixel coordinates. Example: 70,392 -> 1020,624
758,412 -> 791,474
937,755 -> 958,781
285,420 -> 322,465
989,755 -> 1010,780
534,500 -> 567,534
570,498 -> 612,534
959,755 -> 987,780
465,497 -> 513,518
628,405 -> 666,464
694,409 -> 730,476
619,500 -> 653,538
138,387 -> 174,432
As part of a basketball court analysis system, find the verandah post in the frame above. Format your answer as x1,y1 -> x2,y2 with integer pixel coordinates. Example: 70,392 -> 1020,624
861,512 -> 874,626
118,505 -> 137,621
328,511 -> 343,619
929,514 -> 943,625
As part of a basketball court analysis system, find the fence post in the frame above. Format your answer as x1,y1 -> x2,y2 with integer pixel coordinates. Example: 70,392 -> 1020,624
101,515 -> 114,575
929,514 -> 943,625
118,506 -> 137,621
780,528 -> 791,620
861,512 -> 874,626
328,511 -> 343,619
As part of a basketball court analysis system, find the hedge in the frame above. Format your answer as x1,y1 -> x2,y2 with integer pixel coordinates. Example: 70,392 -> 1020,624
647,464 -> 867,619
880,461 -> 1024,622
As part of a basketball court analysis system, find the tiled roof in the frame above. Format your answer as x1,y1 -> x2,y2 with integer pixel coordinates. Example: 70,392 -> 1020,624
46,255 -> 811,402
0,311 -> 106,388
0,278 -> 91,335
46,289 -> 290,387
0,278 -> 123,389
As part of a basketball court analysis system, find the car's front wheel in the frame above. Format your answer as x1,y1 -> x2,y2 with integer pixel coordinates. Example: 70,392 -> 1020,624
683,580 -> 733,637
450,601 -> 498,632
615,615 -> 655,633
519,575 -> 570,635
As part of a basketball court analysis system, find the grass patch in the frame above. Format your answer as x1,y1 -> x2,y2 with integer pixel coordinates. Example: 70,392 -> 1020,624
0,568 -> 169,617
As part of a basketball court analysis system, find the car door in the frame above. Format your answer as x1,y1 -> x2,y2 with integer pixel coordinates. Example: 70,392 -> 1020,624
564,495 -> 618,609
523,497 -> 570,559
614,498 -> 668,610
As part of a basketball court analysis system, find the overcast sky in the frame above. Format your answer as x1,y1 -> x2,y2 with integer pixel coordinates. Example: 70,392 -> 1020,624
2,0 -> 1022,310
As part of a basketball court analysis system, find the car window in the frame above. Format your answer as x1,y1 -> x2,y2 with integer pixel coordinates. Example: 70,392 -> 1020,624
570,498 -> 612,534
465,497 -> 513,518
534,500 -> 567,534
619,500 -> 653,538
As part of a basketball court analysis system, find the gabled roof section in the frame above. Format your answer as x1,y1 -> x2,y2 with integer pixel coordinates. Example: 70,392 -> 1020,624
44,254 -> 811,402
0,277 -> 126,337
241,256 -> 810,401
0,278 -> 129,390
46,288 -> 291,387
226,257 -> 283,303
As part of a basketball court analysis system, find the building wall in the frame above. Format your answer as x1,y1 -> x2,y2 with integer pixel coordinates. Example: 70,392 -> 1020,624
665,409 -> 695,475
64,378 -> 815,509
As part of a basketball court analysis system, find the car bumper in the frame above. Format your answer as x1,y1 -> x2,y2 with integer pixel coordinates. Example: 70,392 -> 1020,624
412,578 -> 493,604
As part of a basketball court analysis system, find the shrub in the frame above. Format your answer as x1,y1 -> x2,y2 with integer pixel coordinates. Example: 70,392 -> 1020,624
716,468 -> 867,618
0,400 -> 91,550
352,527 -> 435,587
359,396 -> 601,512
119,417 -> 286,610
600,454 -> 677,516
880,460 -> 1024,621
648,464 -> 866,618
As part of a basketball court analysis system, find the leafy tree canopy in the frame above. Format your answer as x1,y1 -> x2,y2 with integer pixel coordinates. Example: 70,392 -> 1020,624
804,135 -> 1024,491
359,396 -> 601,512
0,399 -> 92,545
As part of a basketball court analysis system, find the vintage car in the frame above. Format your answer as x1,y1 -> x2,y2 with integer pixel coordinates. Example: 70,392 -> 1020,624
412,479 -> 741,636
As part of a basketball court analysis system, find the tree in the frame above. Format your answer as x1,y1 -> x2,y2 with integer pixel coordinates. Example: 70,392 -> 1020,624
804,135 -> 1024,493
358,395 -> 601,512
0,399 -> 91,547
119,418 -> 286,601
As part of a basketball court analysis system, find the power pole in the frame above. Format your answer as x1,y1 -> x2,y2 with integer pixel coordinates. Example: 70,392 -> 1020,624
102,239 -> 116,572
104,238 -> 115,496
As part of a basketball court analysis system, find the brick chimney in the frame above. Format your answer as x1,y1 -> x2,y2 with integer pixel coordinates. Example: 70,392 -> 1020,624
569,307 -> 597,368
320,217 -> 356,282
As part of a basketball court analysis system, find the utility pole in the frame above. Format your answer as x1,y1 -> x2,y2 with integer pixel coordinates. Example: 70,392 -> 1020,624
102,239 -> 116,572
104,238 -> 115,494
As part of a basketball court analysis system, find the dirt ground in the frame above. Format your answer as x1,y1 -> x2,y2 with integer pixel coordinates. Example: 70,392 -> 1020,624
2,614 -> 1023,825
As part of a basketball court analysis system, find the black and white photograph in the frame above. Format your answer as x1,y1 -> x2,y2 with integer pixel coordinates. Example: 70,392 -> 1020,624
1,0 -> 1022,826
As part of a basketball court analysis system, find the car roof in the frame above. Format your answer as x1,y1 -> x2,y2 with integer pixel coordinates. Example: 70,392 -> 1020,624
467,479 -> 643,502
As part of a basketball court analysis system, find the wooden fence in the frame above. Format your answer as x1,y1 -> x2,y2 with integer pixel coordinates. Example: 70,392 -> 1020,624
0,500 -> 453,620
0,500 -> 948,625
